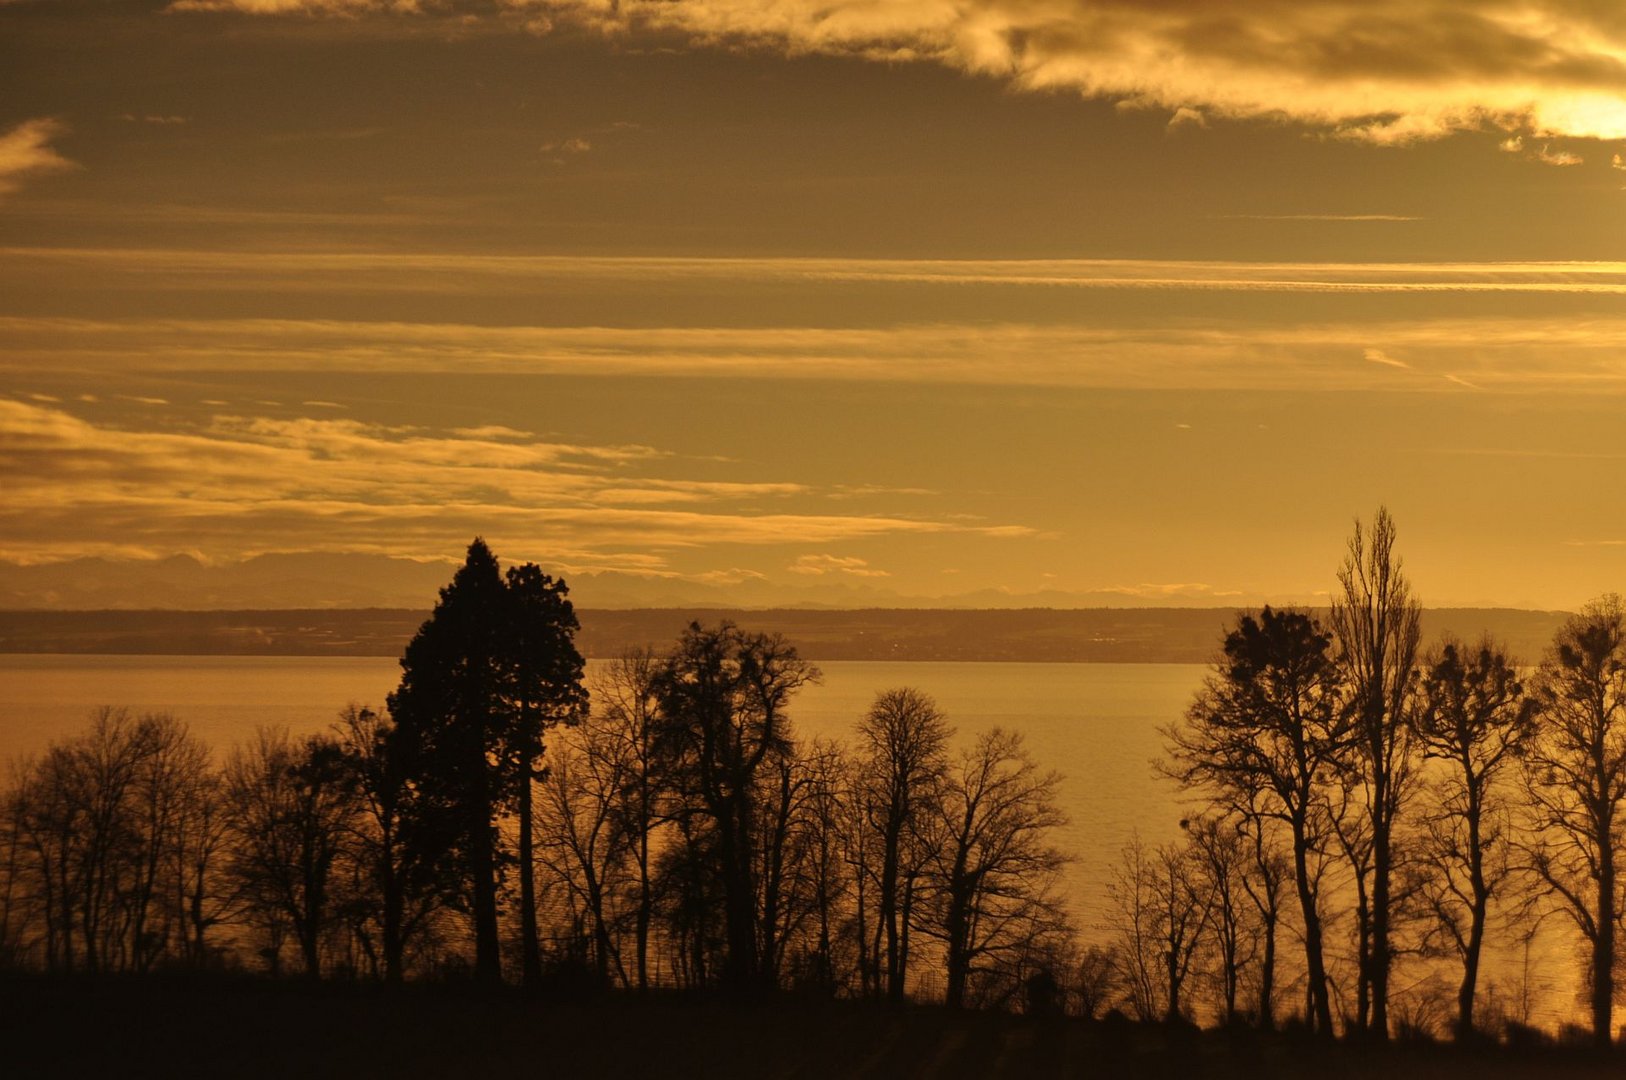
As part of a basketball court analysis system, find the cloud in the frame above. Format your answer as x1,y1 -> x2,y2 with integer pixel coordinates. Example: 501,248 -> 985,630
12,307 -> 1626,392
1167,107 -> 1207,131
1363,347 -> 1410,369
121,114 -> 189,126
449,424 -> 535,440
0,399 -> 1034,564
692,567 -> 768,585
0,118 -> 75,198
12,247 -> 1626,298
539,136 -> 592,155
167,1 -> 1626,144
1501,134 -> 1585,165
1098,582 -> 1244,599
1216,214 -> 1421,222
1533,143 -> 1584,166
787,554 -> 890,577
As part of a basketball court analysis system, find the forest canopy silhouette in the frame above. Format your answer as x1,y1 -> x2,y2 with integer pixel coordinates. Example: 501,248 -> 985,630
6,515 -> 1626,1051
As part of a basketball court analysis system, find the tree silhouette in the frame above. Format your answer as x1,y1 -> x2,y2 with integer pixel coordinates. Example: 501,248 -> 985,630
1109,834 -> 1209,1022
1164,607 -> 1351,1035
1413,637 -> 1532,1038
917,728 -> 1068,1010
387,538 -> 586,985
504,562 -> 588,987
652,621 -> 819,991
855,687 -> 950,1002
1521,596 -> 1626,1048
1330,507 -> 1421,1039
225,728 -> 356,978
333,704 -> 451,984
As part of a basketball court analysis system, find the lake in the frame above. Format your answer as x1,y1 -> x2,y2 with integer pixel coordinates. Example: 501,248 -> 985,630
0,654 -> 1580,1029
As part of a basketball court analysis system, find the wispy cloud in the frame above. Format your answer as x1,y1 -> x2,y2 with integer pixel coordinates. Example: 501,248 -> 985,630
539,136 -> 591,155
165,0 -> 1626,145
0,118 -> 75,198
1533,144 -> 1584,166
0,399 -> 1034,564
7,311 -> 1626,391
1216,214 -> 1422,222
1097,582 -> 1244,599
787,553 -> 890,578
1363,348 -> 1410,369
9,248 -> 1626,296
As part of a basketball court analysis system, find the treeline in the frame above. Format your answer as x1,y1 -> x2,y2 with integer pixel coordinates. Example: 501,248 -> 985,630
7,516 -> 1626,1047
0,539 -> 1071,1012
1118,508 -> 1626,1047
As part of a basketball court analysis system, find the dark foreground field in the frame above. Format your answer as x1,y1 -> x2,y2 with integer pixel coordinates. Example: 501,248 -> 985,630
2,977 -> 1621,1080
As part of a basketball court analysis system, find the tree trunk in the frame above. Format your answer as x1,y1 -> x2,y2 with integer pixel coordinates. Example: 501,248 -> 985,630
898,874 -> 915,1001
1457,804 -> 1487,1038
1258,908 -> 1277,1028
519,760 -> 541,989
718,809 -> 758,991
1292,815 -> 1333,1035
301,921 -> 322,979
1594,834 -> 1615,1048
881,814 -> 902,1001
471,811 -> 501,985
383,867 -> 404,985
636,844 -> 652,992
944,891 -> 969,1009
1371,793 -> 1391,1039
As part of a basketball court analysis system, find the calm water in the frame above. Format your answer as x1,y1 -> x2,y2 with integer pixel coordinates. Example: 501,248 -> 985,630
0,654 -> 1580,1028
0,656 -> 1197,914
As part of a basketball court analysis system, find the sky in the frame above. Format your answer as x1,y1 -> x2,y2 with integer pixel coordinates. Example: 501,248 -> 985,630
2,0 -> 1626,610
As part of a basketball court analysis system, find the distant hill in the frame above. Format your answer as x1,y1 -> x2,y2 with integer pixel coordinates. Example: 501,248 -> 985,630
0,607 -> 1574,664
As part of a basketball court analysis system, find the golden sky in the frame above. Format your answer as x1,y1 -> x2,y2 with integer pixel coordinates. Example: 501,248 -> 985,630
3,1 -> 1626,608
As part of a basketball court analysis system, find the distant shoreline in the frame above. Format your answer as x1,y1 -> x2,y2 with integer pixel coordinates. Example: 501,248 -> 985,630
0,606 -> 1574,664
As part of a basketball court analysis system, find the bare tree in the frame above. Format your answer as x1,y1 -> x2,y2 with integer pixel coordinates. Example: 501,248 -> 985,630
653,622 -> 820,991
1234,797 -> 1288,1027
129,715 -> 214,970
0,760 -> 32,967
1185,816 -> 1256,1025
1074,943 -> 1120,1019
1521,597 -> 1626,1048
1330,507 -> 1422,1039
1412,637 -> 1533,1038
854,687 -> 951,1001
333,704 -> 449,983
1163,607 -> 1351,1035
63,708 -> 146,971
3,708 -> 208,973
225,727 -> 357,978
170,764 -> 235,968
593,649 -> 668,991
535,722 -> 631,986
1108,835 -> 1211,1022
785,739 -> 851,993
917,728 -> 1069,1009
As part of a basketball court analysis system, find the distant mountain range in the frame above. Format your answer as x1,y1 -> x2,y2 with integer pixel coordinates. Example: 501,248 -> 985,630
0,554 -> 1318,612
0,607 -> 1576,664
